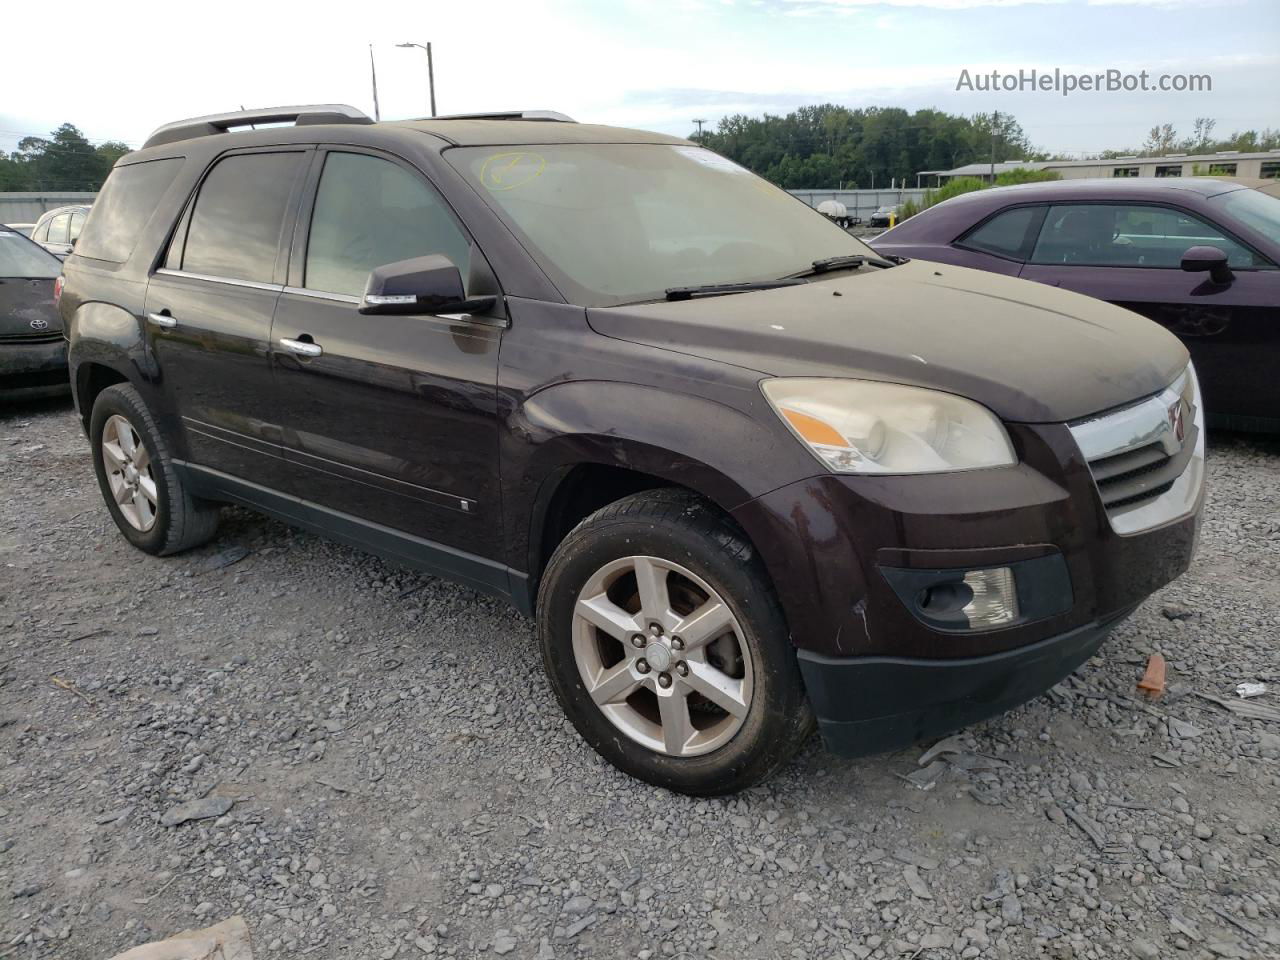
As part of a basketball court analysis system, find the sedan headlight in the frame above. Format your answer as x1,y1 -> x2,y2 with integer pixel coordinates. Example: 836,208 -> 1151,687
762,378 -> 1016,474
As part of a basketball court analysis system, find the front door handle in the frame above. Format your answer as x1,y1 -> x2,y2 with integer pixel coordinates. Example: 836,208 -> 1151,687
148,312 -> 177,328
279,337 -> 323,358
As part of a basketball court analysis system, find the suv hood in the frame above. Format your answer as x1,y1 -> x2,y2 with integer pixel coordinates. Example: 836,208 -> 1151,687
587,260 -> 1188,423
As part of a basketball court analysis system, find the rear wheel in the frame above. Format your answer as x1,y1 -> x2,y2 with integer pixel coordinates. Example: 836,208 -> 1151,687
90,383 -> 220,555
537,489 -> 813,794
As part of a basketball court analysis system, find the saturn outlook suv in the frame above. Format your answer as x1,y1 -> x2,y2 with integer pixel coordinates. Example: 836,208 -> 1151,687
58,105 -> 1204,794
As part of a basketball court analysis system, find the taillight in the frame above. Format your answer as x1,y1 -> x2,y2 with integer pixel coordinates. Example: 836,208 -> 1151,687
53,276 -> 64,305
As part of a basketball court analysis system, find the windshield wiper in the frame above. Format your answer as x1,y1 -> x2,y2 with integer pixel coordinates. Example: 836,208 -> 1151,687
797,253 -> 901,277
664,278 -> 809,301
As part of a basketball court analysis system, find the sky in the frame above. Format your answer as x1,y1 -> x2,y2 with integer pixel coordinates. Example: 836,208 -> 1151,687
3,0 -> 1277,162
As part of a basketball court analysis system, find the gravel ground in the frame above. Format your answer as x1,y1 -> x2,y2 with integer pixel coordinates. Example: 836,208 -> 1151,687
2,396 -> 1278,960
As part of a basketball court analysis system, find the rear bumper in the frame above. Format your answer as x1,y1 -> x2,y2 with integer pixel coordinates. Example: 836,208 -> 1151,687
0,338 -> 69,397
797,608 -> 1131,756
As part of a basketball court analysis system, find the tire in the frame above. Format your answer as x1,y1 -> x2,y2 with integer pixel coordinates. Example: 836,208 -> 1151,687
89,382 -> 220,555
537,489 -> 813,795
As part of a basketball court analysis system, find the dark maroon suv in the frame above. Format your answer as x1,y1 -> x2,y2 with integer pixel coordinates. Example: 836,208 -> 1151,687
59,105 -> 1204,794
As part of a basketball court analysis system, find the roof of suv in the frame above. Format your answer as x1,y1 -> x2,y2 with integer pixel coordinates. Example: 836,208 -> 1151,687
384,119 -> 688,147
132,105 -> 689,160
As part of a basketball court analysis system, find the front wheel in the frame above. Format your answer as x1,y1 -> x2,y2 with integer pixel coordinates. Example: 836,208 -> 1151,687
537,490 -> 813,795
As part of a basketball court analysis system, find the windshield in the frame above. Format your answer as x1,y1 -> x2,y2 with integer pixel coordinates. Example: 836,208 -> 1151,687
1210,187 -> 1280,248
447,143 -> 873,306
0,229 -> 60,278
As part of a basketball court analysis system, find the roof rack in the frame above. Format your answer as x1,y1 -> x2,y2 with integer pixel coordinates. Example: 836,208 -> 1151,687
426,110 -> 576,123
143,104 -> 373,149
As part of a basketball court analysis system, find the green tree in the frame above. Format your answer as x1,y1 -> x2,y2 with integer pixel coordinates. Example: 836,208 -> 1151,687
697,105 -> 1043,190
1,123 -> 129,192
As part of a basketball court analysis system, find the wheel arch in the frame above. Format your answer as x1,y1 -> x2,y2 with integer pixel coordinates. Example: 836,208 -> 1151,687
67,300 -> 155,431
508,380 -> 816,614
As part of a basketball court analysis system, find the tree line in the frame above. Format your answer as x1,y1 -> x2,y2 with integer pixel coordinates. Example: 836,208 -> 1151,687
0,124 -> 131,192
692,107 -> 1279,189
693,105 -> 1039,189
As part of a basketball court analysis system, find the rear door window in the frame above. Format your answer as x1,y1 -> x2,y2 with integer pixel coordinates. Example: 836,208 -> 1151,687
69,212 -> 86,241
304,151 -> 471,297
1030,203 -> 1265,268
958,207 -> 1039,260
180,152 -> 303,284
46,213 -> 71,245
77,158 -> 183,262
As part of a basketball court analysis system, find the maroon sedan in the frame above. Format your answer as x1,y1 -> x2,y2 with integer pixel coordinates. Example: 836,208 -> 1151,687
872,178 -> 1280,431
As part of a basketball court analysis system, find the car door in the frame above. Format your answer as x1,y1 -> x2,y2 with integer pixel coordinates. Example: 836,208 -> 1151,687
269,147 -> 506,581
1018,202 -> 1278,422
145,148 -> 310,493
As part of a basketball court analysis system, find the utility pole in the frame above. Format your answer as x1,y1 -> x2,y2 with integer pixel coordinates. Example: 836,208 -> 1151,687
692,118 -> 706,139
369,45 -> 381,121
397,42 -> 437,117
989,110 -> 998,182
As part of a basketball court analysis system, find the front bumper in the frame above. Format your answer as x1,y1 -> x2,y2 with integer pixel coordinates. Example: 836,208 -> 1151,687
798,607 -> 1132,756
731,417 -> 1202,754
1,337 -> 69,398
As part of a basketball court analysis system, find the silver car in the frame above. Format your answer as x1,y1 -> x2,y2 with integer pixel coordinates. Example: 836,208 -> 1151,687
30,204 -> 93,259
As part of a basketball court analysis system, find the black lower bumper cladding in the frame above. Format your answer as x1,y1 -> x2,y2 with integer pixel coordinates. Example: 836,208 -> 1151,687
797,608 -> 1135,757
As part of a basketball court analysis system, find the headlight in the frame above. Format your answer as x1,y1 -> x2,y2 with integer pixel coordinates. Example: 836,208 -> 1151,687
762,378 -> 1016,474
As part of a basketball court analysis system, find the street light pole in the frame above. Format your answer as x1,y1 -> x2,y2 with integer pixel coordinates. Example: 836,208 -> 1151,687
397,42 -> 436,117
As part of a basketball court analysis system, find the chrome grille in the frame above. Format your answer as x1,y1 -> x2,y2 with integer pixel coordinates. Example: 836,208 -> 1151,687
1068,365 -> 1204,535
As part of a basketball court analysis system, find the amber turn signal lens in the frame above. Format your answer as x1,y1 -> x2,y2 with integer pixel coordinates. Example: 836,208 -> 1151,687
779,407 -> 848,448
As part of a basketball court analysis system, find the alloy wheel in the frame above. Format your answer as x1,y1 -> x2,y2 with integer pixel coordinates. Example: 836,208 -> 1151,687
571,555 -> 753,757
101,414 -> 158,532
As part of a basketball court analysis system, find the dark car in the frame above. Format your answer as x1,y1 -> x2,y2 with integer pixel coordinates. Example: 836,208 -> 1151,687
1,225 -> 67,399
31,204 -> 93,259
871,177 -> 1280,431
59,105 -> 1203,794
868,204 -> 901,228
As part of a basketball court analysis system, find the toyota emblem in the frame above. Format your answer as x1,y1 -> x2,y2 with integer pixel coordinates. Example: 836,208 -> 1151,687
1168,399 -> 1185,443
29,318 -> 49,330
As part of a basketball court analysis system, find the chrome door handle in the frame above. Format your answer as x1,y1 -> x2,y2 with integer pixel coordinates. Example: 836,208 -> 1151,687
279,337 -> 323,358
148,312 -> 177,328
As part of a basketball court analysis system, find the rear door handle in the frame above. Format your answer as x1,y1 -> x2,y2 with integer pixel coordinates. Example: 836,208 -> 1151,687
148,312 -> 177,328
279,337 -> 323,358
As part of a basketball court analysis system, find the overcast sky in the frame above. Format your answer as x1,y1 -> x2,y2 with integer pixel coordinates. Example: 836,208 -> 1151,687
3,0 -> 1277,159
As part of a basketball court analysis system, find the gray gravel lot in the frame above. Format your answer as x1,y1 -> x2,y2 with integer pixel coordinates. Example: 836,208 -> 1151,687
2,396 -> 1278,960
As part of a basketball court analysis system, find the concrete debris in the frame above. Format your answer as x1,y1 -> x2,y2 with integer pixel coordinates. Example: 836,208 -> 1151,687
160,795 -> 233,828
107,916 -> 253,960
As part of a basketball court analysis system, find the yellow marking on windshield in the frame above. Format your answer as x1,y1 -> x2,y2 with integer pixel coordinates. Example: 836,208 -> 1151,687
480,152 -> 546,191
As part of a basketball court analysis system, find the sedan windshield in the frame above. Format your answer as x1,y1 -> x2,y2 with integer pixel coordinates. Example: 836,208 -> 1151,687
447,143 -> 873,306
1209,187 -> 1280,248
0,230 -> 60,278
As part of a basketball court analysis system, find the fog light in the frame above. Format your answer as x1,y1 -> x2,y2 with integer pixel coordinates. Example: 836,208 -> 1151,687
961,567 -> 1018,628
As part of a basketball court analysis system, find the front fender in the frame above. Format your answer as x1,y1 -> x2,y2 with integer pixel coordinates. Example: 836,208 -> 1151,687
503,377 -> 821,583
